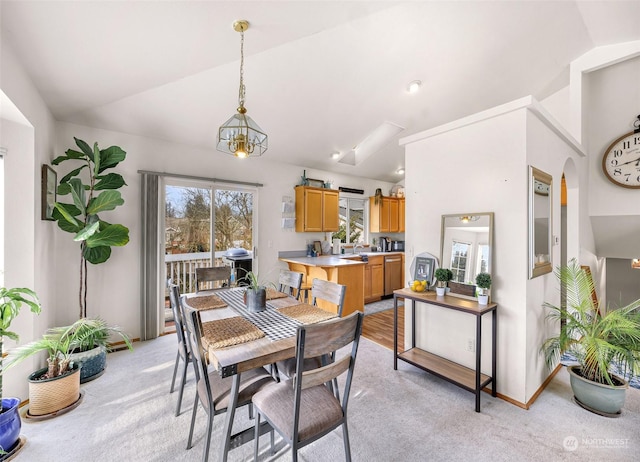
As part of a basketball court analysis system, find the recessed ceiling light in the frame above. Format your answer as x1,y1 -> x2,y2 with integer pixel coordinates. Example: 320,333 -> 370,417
407,80 -> 422,94
396,167 -> 405,175
330,152 -> 341,160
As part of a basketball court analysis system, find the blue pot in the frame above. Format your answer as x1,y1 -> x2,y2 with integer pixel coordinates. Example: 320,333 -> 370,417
0,397 -> 21,454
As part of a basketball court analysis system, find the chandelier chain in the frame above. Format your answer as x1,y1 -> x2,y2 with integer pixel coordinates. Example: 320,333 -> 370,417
238,28 -> 246,108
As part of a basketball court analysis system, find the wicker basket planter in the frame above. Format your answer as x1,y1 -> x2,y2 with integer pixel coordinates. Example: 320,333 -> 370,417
27,364 -> 81,417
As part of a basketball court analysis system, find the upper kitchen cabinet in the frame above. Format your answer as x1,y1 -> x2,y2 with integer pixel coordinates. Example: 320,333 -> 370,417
295,186 -> 339,232
370,196 -> 405,233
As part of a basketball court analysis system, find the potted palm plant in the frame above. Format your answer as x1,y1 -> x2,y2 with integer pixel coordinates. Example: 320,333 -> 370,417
434,268 -> 452,296
475,272 -> 491,305
541,259 -> 640,416
5,318 -> 132,418
0,287 -> 41,456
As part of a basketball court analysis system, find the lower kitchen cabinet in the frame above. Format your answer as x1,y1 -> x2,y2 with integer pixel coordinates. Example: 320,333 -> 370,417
364,255 -> 384,303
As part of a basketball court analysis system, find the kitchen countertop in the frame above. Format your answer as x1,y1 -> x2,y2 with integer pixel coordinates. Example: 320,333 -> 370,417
279,255 -> 366,267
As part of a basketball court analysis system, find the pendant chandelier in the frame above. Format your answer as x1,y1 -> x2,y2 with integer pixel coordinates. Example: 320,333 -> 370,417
217,20 -> 268,158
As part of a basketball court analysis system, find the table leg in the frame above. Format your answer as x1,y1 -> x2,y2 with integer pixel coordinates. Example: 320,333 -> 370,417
475,315 -> 482,413
411,300 -> 416,349
492,309 -> 497,397
221,373 -> 241,462
394,295 -> 398,370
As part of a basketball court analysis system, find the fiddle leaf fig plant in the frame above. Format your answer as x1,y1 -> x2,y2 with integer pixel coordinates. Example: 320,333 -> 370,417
52,137 -> 130,319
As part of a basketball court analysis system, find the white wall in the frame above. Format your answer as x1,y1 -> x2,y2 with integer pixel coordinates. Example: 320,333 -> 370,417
54,122 -> 396,337
403,99 -> 588,405
0,41 -> 57,401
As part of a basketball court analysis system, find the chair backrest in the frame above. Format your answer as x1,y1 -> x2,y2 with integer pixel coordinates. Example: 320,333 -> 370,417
293,312 -> 363,422
278,270 -> 304,300
169,284 -> 189,357
311,279 -> 347,316
196,266 -> 232,292
180,296 -> 212,406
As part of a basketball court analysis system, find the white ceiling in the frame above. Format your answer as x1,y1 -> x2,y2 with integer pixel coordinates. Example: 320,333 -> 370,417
2,1 -> 639,183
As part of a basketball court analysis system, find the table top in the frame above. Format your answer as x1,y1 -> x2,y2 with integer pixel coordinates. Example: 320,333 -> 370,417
183,288 -> 333,377
394,288 -> 497,315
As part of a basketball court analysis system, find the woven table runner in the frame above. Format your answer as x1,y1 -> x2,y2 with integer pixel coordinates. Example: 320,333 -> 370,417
266,288 -> 289,300
187,294 -> 227,311
201,317 -> 265,349
277,304 -> 337,325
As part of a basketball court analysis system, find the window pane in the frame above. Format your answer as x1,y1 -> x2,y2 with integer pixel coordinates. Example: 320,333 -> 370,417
450,241 -> 471,283
332,197 -> 366,244
214,189 -> 253,251
165,185 -> 211,254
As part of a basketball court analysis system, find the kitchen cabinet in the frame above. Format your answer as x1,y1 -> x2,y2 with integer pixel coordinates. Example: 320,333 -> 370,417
343,254 -> 384,303
369,196 -> 404,233
295,186 -> 339,232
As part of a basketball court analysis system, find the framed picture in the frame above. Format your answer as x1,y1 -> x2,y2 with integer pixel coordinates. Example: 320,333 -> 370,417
307,178 -> 325,188
41,164 -> 57,221
414,256 -> 435,284
313,240 -> 322,256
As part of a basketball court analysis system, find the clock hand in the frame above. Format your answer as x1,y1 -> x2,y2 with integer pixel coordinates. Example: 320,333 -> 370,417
615,156 -> 640,167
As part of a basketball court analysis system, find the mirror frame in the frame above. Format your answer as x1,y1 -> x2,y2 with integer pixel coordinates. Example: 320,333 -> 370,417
528,166 -> 552,279
440,212 -> 494,297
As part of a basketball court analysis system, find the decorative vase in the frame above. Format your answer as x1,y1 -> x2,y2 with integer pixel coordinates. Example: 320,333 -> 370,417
478,295 -> 489,305
0,397 -> 22,454
436,287 -> 446,296
28,363 -> 81,417
245,288 -> 266,312
568,365 -> 628,416
68,345 -> 107,383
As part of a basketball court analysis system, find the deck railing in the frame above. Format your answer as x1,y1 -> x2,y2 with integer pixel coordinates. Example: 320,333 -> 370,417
165,251 -> 226,295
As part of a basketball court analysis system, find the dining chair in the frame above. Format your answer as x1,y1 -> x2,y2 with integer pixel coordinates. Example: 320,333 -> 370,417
180,297 -> 275,462
195,266 -> 232,293
168,283 -> 191,417
278,270 -> 304,300
276,278 -> 347,380
252,311 -> 363,462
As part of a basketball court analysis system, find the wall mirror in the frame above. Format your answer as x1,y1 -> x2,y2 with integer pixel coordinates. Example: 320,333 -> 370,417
440,212 -> 493,297
529,166 -> 552,278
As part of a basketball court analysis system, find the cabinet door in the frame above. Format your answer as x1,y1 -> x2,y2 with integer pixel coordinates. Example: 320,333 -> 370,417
389,198 -> 399,232
304,188 -> 324,232
363,264 -> 372,302
380,197 -> 391,232
322,190 -> 339,231
371,263 -> 384,299
399,198 -> 405,232
369,197 -> 381,233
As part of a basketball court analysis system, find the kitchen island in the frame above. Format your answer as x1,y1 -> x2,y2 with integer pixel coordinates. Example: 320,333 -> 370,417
278,255 -> 365,316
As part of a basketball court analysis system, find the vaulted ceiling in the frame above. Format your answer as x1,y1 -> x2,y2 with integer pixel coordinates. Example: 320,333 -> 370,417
2,1 -> 639,182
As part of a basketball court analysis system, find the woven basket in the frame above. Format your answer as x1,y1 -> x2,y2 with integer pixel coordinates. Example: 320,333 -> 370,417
28,364 -> 81,416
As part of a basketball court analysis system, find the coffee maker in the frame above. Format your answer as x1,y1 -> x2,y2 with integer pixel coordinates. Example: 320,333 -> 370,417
379,237 -> 391,252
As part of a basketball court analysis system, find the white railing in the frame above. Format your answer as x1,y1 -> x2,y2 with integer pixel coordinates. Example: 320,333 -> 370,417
165,251 -> 225,295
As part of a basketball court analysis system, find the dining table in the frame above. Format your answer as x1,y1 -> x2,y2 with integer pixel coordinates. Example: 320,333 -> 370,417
181,286 -> 338,462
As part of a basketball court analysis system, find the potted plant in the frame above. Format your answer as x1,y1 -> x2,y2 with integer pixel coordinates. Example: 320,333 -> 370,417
434,268 -> 452,296
0,287 -> 41,456
66,318 -> 133,383
475,272 -> 492,305
5,318 -> 131,417
51,137 -> 130,320
242,271 -> 269,312
541,259 -> 640,416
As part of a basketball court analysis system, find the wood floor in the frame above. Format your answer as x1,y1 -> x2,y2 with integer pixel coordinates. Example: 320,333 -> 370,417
362,305 -> 403,352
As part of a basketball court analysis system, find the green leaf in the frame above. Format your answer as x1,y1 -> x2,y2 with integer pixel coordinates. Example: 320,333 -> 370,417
73,221 -> 100,242
52,149 -> 84,165
98,146 -> 126,173
85,224 -> 129,248
57,182 -> 71,195
59,165 -> 87,184
87,190 -> 124,214
53,203 -> 82,230
68,178 -> 87,214
75,138 -> 94,161
84,245 -> 111,264
94,173 -> 126,190
93,142 -> 101,177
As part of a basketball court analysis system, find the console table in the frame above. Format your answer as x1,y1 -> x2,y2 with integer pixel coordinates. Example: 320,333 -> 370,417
393,288 -> 497,412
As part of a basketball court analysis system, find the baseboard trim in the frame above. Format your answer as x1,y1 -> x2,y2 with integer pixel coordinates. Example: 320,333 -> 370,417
481,364 -> 562,410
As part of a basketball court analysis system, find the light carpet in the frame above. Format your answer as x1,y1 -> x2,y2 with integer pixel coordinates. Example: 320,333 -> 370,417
17,334 -> 640,462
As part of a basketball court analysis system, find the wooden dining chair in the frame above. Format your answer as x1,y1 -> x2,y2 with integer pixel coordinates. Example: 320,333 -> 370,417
180,297 -> 275,462
252,311 -> 363,462
168,284 -> 191,417
195,266 -> 232,292
278,270 -> 304,300
276,279 -> 347,380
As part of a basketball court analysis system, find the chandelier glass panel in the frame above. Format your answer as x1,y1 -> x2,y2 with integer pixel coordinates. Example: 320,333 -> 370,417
217,20 -> 268,158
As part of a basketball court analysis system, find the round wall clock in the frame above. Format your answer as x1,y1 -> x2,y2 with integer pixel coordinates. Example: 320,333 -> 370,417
601,116 -> 640,189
